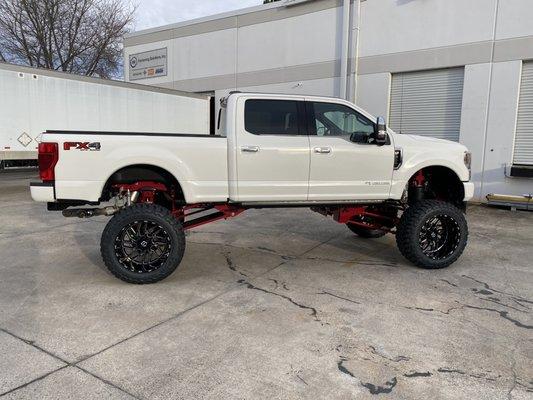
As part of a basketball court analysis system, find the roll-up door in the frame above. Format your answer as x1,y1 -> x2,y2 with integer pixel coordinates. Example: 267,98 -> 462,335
513,61 -> 533,165
389,68 -> 465,141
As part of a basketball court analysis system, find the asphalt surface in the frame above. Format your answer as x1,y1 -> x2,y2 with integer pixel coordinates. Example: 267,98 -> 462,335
0,170 -> 532,399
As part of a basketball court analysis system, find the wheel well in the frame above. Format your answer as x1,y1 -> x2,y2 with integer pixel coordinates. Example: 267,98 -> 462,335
101,164 -> 185,202
408,166 -> 465,210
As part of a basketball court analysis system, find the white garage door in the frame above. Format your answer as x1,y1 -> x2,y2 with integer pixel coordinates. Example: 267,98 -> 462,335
514,61 -> 533,165
389,68 -> 465,141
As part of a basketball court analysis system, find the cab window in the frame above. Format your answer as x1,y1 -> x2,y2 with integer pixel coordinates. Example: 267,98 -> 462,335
245,99 -> 300,135
310,102 -> 374,137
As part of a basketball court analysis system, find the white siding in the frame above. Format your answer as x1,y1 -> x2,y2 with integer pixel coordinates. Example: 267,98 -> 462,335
359,0 -> 497,58
389,68 -> 465,141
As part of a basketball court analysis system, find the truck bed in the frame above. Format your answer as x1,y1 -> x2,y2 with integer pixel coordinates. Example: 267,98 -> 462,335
40,130 -> 229,204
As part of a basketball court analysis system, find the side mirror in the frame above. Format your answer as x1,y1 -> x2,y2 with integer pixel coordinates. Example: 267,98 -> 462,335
374,116 -> 388,145
350,132 -> 369,144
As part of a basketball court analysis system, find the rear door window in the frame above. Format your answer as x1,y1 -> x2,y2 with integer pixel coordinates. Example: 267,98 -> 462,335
245,100 -> 301,135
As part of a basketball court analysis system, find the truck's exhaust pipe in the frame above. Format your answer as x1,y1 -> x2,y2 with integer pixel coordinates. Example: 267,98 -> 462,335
62,206 -> 119,218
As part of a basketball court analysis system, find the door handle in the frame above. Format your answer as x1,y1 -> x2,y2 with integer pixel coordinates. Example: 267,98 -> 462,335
241,146 -> 260,153
314,147 -> 332,154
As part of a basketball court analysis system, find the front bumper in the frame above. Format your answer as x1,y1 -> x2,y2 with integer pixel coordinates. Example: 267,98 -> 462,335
463,182 -> 475,201
30,182 -> 55,202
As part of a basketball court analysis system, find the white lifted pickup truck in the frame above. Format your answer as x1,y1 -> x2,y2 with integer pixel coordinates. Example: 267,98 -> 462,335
31,92 -> 474,284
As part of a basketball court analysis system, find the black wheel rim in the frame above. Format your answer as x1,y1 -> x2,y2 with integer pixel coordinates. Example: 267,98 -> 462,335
418,214 -> 461,260
114,220 -> 172,273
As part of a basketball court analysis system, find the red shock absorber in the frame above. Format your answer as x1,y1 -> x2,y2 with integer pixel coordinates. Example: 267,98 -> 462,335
113,181 -> 168,204
411,170 -> 426,202
413,170 -> 426,188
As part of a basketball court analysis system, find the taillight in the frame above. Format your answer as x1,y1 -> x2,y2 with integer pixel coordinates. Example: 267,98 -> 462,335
38,142 -> 58,182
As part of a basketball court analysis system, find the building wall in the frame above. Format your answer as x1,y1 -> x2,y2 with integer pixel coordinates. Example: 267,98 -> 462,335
124,1 -> 347,95
124,0 -> 533,201
356,0 -> 533,200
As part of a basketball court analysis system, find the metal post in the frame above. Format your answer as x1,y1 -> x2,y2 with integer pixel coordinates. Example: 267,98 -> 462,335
340,0 -> 350,100
349,0 -> 361,104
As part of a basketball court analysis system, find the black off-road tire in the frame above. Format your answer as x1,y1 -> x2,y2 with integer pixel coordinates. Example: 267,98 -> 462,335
396,200 -> 468,269
346,224 -> 387,238
100,204 -> 185,284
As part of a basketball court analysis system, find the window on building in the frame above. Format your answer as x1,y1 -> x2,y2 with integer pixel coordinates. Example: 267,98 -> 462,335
389,68 -> 465,142
310,102 -> 374,138
245,99 -> 300,135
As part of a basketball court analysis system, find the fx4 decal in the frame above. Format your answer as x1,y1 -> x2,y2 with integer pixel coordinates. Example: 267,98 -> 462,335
63,142 -> 101,151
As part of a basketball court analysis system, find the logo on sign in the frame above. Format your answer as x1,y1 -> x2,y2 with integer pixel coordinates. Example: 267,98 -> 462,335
128,48 -> 167,81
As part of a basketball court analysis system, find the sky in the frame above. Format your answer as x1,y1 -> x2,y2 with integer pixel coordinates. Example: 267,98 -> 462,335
133,0 -> 265,31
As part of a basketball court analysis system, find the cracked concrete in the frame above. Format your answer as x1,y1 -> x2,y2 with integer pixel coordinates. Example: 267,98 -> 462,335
1,170 -> 532,399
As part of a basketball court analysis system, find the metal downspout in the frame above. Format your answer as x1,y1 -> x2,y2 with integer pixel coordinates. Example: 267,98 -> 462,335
340,0 -> 350,100
350,0 -> 361,103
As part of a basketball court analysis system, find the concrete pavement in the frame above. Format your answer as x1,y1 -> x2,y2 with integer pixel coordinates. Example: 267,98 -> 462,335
0,170 -> 531,399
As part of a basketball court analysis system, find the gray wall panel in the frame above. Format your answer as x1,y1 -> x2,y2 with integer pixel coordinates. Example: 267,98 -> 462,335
493,36 -> 533,63
359,42 -> 493,75
168,59 -> 355,92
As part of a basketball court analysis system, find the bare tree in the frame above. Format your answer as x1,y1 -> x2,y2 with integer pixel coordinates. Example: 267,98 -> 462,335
0,0 -> 135,79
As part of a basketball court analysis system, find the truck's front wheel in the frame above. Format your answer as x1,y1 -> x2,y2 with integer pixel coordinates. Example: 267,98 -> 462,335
396,200 -> 468,269
100,204 -> 185,284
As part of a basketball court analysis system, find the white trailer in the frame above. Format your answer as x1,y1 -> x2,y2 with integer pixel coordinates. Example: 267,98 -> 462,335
0,62 -> 212,169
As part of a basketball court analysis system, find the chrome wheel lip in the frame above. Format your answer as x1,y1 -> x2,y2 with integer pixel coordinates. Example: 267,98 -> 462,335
418,213 -> 461,260
114,220 -> 172,274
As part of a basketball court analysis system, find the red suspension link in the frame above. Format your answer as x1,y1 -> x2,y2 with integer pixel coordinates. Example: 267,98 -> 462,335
113,181 -> 246,230
312,205 -> 399,233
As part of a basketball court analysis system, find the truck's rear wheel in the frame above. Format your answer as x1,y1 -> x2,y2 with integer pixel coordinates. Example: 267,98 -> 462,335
100,204 -> 185,284
396,200 -> 468,269
346,224 -> 387,238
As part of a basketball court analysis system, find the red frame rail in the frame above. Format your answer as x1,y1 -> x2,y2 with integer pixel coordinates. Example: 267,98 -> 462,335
114,181 -> 397,232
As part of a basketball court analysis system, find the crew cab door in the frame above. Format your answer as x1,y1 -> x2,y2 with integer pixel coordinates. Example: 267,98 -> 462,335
233,97 -> 310,202
306,100 -> 394,201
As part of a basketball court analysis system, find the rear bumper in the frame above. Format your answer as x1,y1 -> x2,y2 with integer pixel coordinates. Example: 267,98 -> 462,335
30,182 -> 55,202
463,182 -> 475,201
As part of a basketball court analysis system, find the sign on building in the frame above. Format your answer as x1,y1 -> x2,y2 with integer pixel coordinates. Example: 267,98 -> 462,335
128,48 -> 167,81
